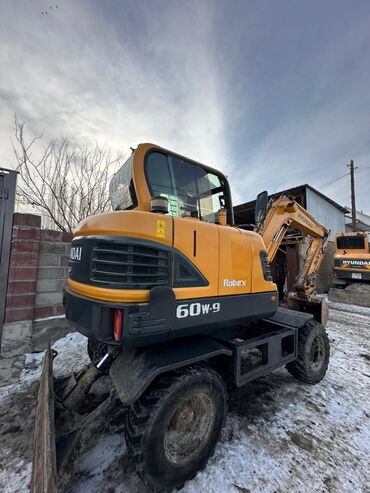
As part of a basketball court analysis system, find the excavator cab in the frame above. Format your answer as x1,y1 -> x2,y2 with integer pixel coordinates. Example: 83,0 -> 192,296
333,232 -> 370,287
110,146 -> 233,224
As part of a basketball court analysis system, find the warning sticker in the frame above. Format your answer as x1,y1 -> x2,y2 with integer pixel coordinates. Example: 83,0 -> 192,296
156,220 -> 166,239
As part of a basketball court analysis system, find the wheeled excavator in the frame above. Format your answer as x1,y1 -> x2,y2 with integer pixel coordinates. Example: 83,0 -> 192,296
31,143 -> 330,493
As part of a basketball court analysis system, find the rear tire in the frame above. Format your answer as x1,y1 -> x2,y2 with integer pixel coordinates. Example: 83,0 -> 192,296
286,320 -> 330,384
125,365 -> 227,492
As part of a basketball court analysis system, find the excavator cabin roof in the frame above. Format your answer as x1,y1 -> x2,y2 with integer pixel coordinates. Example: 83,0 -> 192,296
109,143 -> 234,225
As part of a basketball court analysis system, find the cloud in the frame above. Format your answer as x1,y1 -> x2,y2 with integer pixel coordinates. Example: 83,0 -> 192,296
0,0 -> 228,170
0,0 -> 369,212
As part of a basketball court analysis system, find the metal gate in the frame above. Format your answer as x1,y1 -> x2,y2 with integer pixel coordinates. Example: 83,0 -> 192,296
0,168 -> 17,349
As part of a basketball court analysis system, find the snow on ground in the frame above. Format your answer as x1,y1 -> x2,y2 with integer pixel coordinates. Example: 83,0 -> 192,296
0,303 -> 369,493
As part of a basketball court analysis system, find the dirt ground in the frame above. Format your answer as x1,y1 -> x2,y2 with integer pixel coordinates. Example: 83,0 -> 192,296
0,301 -> 369,493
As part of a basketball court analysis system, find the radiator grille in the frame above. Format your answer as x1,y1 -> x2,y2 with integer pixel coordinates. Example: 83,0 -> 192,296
91,242 -> 169,288
334,259 -> 342,267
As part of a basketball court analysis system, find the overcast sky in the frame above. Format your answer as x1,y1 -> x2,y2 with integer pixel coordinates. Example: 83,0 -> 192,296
1,0 -> 369,211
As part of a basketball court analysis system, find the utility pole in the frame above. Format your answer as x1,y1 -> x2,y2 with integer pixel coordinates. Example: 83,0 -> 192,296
348,159 -> 357,232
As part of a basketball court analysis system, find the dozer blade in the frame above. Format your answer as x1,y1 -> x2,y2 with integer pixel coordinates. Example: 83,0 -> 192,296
287,294 -> 328,326
31,346 -> 121,492
31,345 -> 57,493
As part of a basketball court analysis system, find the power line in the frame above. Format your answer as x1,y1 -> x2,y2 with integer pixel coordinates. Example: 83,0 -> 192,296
317,172 -> 349,190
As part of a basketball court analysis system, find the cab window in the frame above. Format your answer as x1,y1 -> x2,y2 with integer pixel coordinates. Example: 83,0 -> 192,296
109,156 -> 137,210
336,236 -> 365,250
145,151 -> 229,224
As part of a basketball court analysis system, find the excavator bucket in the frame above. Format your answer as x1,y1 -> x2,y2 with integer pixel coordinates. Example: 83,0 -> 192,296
31,346 -> 120,492
287,294 -> 329,327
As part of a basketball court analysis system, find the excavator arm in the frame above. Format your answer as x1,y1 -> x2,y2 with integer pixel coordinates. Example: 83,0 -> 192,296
254,195 -> 329,324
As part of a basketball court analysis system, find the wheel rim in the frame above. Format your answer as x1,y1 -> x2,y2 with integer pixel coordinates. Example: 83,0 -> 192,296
163,392 -> 216,466
309,335 -> 325,371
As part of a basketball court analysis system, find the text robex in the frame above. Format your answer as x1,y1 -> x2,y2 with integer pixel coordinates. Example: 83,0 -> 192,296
223,279 -> 246,287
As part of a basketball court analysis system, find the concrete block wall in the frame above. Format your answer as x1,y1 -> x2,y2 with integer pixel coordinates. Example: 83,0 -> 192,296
35,230 -> 72,319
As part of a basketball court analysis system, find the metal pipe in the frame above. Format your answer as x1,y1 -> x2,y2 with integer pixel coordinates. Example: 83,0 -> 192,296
96,352 -> 110,369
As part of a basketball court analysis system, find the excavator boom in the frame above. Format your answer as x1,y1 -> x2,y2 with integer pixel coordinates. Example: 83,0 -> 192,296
255,194 -> 329,325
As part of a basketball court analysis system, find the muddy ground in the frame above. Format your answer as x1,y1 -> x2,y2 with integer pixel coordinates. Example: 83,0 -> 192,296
0,302 -> 369,493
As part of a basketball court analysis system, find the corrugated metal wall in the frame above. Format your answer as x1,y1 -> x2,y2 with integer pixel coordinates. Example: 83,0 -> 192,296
306,188 -> 345,241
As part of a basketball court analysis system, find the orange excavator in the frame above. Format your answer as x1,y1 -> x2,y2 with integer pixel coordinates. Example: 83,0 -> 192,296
31,144 -> 330,492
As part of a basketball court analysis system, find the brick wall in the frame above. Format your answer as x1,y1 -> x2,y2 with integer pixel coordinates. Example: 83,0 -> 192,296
5,213 -> 71,324
5,214 -> 41,323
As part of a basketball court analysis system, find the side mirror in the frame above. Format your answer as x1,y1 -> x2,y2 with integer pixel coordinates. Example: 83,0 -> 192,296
255,191 -> 268,224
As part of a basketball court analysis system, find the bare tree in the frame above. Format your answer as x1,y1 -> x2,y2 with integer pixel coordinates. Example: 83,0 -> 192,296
12,116 -> 123,232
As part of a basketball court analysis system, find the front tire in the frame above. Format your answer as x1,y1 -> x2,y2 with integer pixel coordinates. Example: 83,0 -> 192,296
286,320 -> 330,384
125,365 -> 227,492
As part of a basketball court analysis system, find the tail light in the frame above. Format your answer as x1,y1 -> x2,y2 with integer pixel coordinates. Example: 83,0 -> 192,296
113,309 -> 122,342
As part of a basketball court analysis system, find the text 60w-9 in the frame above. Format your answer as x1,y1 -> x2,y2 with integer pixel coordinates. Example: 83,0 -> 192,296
176,302 -> 221,319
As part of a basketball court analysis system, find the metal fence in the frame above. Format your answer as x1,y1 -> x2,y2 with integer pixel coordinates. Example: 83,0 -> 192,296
0,168 -> 17,347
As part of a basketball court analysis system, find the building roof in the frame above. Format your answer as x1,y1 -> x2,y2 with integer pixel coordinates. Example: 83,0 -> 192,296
234,183 -> 348,214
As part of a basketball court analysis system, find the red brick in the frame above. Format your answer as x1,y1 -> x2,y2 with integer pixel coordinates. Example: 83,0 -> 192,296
8,267 -> 38,281
13,213 -> 41,228
12,227 -> 41,241
62,232 -> 73,243
9,252 -> 39,267
55,304 -> 65,315
40,230 -> 62,242
7,280 -> 37,295
6,293 -> 35,310
34,305 -> 54,319
5,307 -> 34,322
12,239 -> 40,253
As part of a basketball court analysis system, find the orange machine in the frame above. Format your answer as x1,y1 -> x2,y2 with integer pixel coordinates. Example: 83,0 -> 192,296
32,144 -> 330,493
333,232 -> 370,287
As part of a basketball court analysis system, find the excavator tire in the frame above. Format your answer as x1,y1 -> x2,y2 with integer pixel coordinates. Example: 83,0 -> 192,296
124,365 -> 227,492
286,320 -> 330,384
